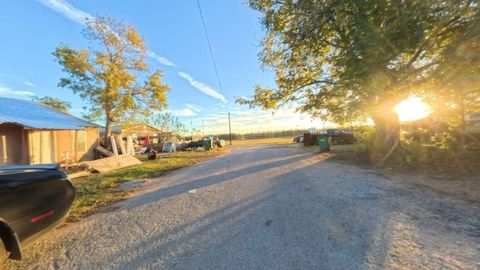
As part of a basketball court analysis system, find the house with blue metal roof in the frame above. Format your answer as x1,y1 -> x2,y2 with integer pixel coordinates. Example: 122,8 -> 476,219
0,97 -> 99,165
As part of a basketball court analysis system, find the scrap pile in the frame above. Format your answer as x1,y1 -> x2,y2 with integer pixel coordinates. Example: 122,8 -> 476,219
100,135 -> 226,161
69,134 -> 225,176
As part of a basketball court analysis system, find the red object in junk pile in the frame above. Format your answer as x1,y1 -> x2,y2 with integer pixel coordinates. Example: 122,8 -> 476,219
144,136 -> 151,145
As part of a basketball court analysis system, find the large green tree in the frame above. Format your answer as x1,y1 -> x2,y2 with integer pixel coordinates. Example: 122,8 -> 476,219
240,0 -> 479,152
430,17 -> 480,142
53,17 -> 170,143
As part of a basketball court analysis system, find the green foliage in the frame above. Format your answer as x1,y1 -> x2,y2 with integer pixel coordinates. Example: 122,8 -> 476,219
53,17 -> 170,139
32,96 -> 71,112
427,10 -> 480,129
242,0 -> 480,130
399,138 -> 478,175
352,126 -> 479,175
352,127 -> 376,160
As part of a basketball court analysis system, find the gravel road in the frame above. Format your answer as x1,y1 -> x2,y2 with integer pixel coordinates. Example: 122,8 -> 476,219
5,144 -> 480,269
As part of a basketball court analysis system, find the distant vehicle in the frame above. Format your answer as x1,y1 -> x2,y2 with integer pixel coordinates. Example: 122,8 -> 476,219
293,135 -> 304,143
319,129 -> 355,145
0,164 -> 75,262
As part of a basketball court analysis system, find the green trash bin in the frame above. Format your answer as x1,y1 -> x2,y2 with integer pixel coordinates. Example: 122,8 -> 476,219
203,138 -> 212,151
316,134 -> 330,152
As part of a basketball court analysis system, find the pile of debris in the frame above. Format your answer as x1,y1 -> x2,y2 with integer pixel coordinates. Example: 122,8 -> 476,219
96,135 -> 226,161
68,134 -> 226,176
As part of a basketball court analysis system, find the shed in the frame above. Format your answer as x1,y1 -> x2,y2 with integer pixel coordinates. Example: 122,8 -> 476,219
0,97 -> 99,165
99,126 -> 122,137
121,124 -> 162,138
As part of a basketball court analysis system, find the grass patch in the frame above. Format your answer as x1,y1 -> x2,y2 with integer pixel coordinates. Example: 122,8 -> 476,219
67,148 -> 227,222
231,137 -> 293,146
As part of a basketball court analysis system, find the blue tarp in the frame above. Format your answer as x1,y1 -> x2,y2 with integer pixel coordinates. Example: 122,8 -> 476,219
0,97 -> 98,130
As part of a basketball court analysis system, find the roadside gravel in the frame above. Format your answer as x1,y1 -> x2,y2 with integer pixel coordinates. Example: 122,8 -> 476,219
4,144 -> 480,269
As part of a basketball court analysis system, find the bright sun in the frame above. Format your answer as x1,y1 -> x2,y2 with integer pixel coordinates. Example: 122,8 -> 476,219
395,96 -> 432,122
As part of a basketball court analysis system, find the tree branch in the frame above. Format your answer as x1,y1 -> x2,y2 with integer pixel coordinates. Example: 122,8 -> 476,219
295,80 -> 336,92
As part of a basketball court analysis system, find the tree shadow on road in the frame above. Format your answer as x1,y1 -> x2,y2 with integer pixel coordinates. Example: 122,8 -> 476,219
119,150 -> 317,210
103,150 -> 397,269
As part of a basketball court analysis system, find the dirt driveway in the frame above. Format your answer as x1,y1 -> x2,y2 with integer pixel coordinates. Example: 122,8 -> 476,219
5,144 -> 480,269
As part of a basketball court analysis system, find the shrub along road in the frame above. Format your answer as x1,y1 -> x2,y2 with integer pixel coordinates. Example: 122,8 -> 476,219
5,144 -> 480,269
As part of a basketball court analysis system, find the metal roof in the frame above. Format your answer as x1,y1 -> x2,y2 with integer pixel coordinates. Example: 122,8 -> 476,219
0,97 -> 98,130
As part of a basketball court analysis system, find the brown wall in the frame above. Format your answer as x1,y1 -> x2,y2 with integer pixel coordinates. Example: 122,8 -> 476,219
121,125 -> 161,138
83,127 -> 99,161
26,127 -> 99,165
28,129 -> 56,164
0,124 -> 99,165
0,124 -> 27,165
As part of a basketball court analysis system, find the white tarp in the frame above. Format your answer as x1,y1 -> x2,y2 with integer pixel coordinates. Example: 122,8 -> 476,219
162,142 -> 176,152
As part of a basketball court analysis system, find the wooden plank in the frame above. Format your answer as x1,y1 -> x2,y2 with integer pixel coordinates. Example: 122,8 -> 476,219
95,145 -> 114,157
126,136 -> 134,155
110,136 -> 118,155
116,135 -> 126,155
82,155 -> 142,173
68,171 -> 92,179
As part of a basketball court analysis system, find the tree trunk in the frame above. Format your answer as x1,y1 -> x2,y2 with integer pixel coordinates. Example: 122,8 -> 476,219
104,115 -> 112,148
371,110 -> 400,164
458,88 -> 466,147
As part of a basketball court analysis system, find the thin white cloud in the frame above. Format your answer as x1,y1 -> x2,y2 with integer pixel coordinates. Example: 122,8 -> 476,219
184,103 -> 202,112
22,81 -> 37,87
170,104 -> 202,117
178,72 -> 227,103
39,0 -> 227,106
37,0 -> 93,25
147,51 -> 176,67
38,0 -> 176,68
0,85 -> 35,98
170,108 -> 197,117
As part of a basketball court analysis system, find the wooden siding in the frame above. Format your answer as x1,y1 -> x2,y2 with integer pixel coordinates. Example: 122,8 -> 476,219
0,125 -> 99,165
121,125 -> 161,137
0,124 -> 26,165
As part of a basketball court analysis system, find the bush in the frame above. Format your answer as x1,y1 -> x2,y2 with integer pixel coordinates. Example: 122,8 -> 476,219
351,126 -> 376,163
351,127 -> 479,176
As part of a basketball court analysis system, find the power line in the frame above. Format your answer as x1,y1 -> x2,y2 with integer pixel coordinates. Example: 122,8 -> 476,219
195,0 -> 225,97
196,0 -> 232,144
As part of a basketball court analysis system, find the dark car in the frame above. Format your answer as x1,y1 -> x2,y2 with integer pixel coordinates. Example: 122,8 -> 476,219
321,129 -> 356,145
0,164 -> 75,262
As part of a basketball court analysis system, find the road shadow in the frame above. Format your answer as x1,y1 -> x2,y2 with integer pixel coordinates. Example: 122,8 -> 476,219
102,147 -> 396,269
119,149 -> 316,210
13,144 -> 474,270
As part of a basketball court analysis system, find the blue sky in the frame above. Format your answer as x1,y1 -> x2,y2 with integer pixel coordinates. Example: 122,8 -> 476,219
0,0 -> 326,134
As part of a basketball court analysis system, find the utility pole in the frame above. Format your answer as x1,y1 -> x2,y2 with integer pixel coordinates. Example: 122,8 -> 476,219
228,112 -> 232,145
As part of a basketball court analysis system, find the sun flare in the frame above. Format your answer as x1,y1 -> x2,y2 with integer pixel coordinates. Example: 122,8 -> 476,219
395,96 -> 432,122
